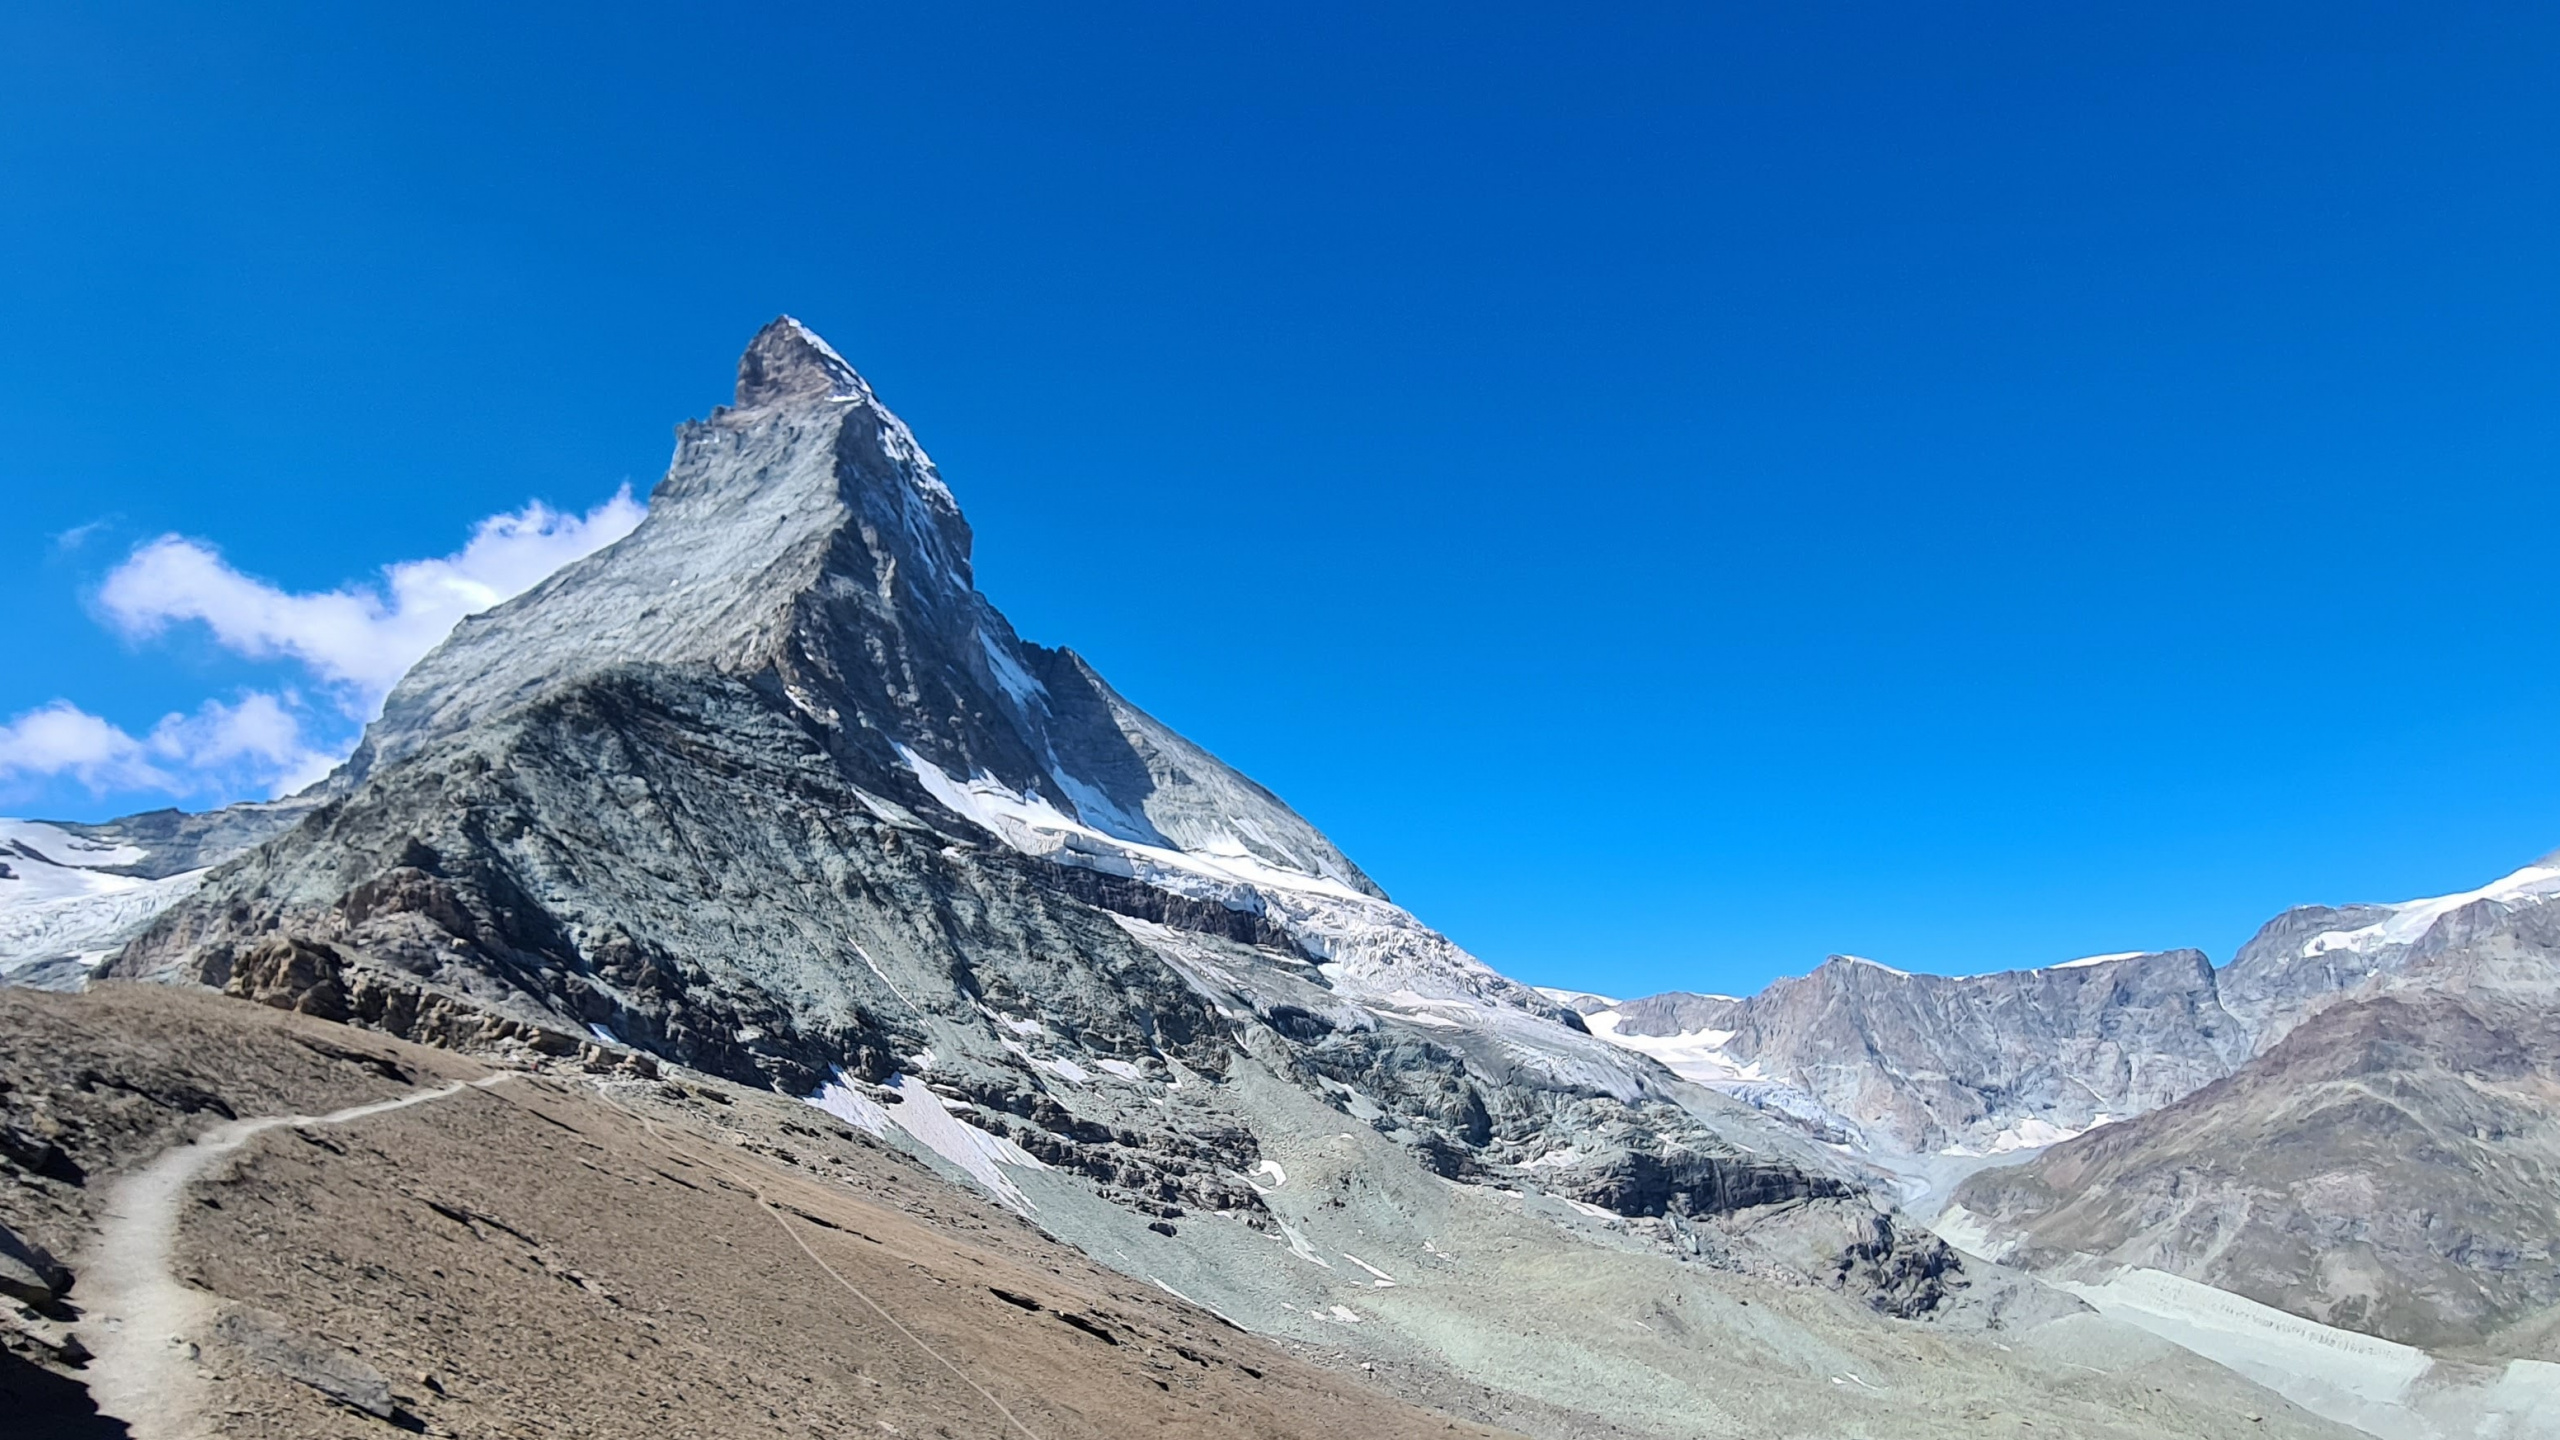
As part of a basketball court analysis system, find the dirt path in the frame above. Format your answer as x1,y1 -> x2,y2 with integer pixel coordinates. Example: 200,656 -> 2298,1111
74,1074 -> 516,1440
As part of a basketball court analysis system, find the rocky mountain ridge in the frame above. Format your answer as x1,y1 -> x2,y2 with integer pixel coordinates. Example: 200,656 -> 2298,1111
1561,851 -> 2560,1175
1947,871 -> 2560,1360
2,316 -> 2513,1438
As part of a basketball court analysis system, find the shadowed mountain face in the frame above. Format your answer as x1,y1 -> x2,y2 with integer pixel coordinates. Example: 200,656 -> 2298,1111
102,319 -> 1955,1319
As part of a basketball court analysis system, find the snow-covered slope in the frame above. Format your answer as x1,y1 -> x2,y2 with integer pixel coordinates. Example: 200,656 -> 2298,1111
0,821 -> 205,987
1,805 -> 313,987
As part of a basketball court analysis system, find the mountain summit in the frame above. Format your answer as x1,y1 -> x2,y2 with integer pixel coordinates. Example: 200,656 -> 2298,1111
735,315 -> 870,406
349,316 -> 1376,901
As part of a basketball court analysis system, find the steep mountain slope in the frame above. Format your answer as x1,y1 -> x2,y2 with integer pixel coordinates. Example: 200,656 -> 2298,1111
341,319 -> 1381,902
1950,888 -> 2560,1358
114,320 -> 1854,1243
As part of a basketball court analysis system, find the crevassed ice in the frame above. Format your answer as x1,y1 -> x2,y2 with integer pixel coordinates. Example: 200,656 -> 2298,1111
0,820 -> 204,974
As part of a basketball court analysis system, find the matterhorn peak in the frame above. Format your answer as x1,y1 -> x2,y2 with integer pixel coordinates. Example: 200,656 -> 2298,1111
733,315 -> 870,408
330,320 -> 1384,906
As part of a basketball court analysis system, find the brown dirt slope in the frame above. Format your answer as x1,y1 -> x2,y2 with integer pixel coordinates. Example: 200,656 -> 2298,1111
2,984 -> 1522,1440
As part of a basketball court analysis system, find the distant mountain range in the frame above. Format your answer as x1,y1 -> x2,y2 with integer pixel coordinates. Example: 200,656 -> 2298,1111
1556,852 -> 2560,1430
1556,855 -> 2559,1175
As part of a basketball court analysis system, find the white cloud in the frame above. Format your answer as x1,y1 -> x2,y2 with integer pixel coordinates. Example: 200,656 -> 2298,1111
0,692 -> 336,800
11,485 -> 647,806
0,701 -> 169,792
149,692 -> 340,797
51,518 -> 113,552
99,486 -> 645,713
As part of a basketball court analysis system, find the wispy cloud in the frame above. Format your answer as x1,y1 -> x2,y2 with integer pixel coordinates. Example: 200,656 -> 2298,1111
0,692 -> 336,800
0,702 -> 169,793
51,518 -> 115,552
8,485 -> 646,805
99,486 -> 645,714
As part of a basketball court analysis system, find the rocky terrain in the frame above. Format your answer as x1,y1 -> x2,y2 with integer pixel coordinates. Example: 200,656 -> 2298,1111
2216,854 -> 2560,1051
1561,949 -> 2254,1161
97,318 -> 1943,1303
0,807 -> 313,991
1953,988 -> 2560,1354
0,985 -> 1533,1440
1,984 -> 2365,1440
1555,858 -> 2560,1436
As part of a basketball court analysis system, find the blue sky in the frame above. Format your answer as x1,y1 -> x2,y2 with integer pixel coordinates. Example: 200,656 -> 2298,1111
4,3 -> 2556,998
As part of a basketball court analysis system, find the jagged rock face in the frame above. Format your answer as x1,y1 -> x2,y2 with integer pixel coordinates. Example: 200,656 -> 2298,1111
2212,903 -> 2399,1047
45,806 -> 313,881
1582,952 -> 2253,1157
108,319 -> 1927,1306
1590,991 -> 1743,1036
1951,896 -> 2560,1354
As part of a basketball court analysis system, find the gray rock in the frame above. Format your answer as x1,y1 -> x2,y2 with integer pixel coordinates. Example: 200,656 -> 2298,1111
44,801 -> 318,881
1592,950 -> 2252,1158
1587,855 -> 2559,1171
214,1308 -> 395,1419
0,1220 -> 68,1308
